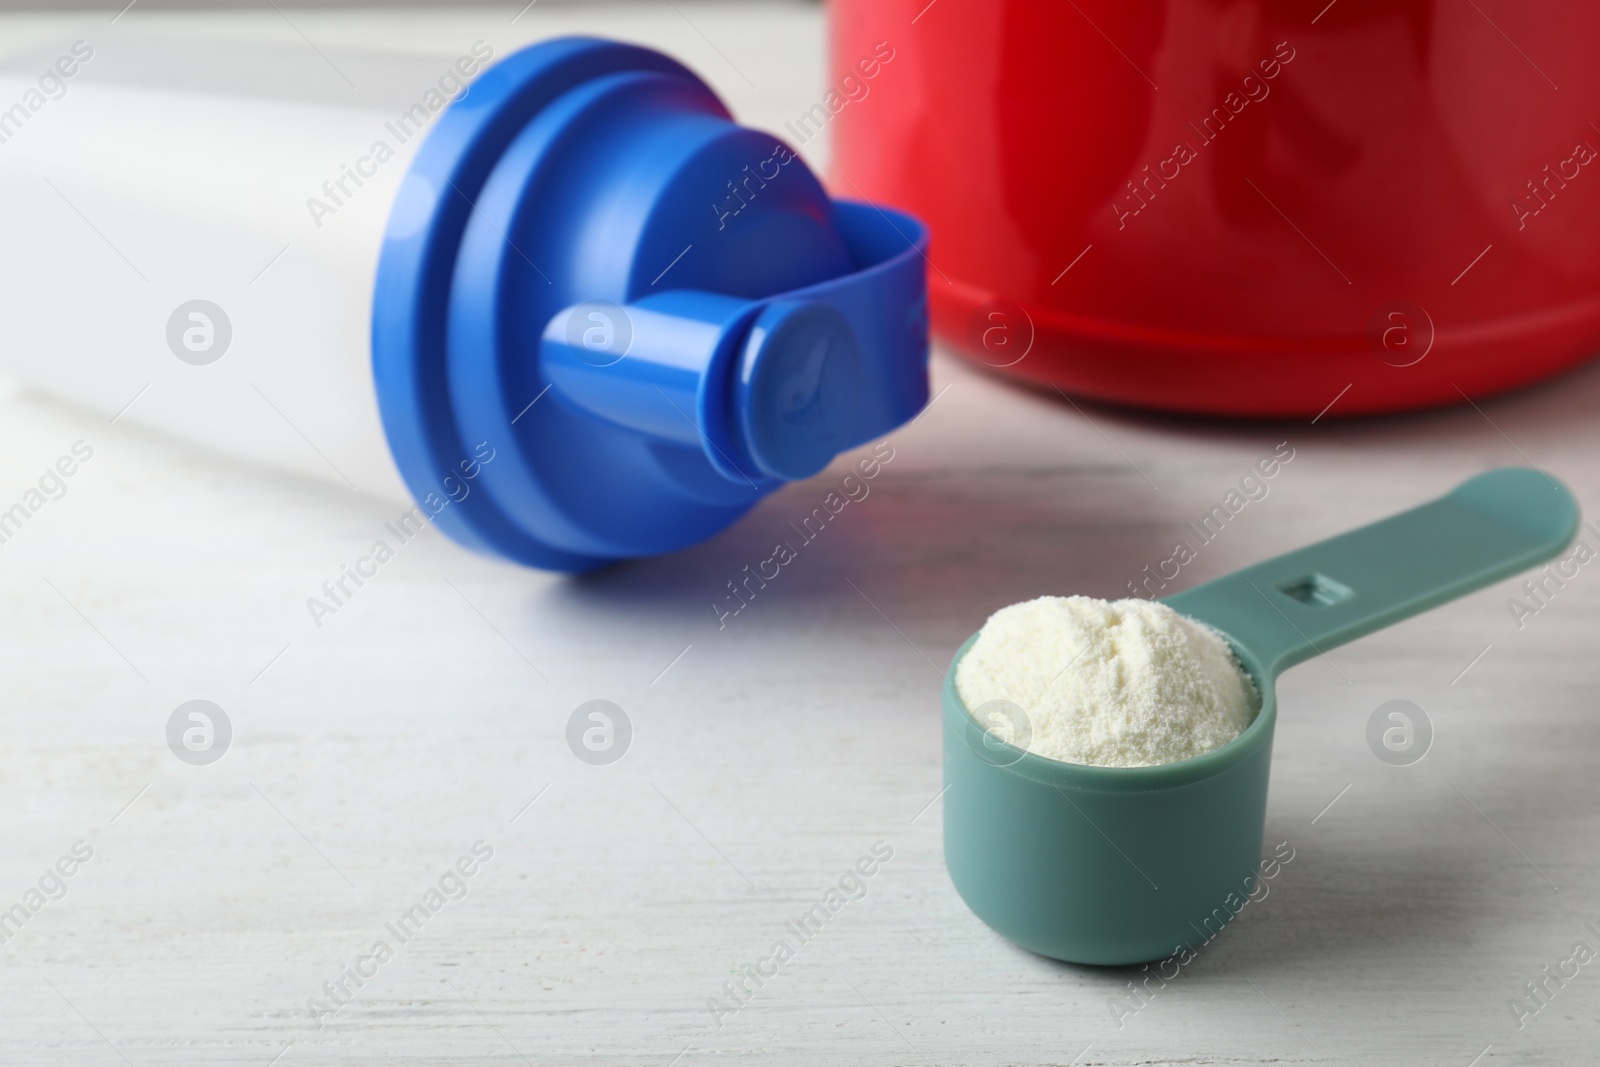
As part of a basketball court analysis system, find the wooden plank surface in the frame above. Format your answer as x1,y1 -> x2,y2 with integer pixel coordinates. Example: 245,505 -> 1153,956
2,4 -> 1598,1065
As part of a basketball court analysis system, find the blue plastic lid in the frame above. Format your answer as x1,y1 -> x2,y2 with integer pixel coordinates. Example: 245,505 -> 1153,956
372,37 -> 929,571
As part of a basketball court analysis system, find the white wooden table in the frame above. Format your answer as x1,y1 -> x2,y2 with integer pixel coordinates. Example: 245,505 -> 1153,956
2,4 -> 1598,1065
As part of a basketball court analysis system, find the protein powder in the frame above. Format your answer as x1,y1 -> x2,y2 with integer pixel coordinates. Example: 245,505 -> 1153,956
954,596 -> 1258,768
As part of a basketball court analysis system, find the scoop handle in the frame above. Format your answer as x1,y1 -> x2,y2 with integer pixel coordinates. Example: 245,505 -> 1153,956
1163,468 -> 1580,678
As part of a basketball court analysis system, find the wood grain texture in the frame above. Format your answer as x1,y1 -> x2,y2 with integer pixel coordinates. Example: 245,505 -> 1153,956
2,5 -> 1599,1066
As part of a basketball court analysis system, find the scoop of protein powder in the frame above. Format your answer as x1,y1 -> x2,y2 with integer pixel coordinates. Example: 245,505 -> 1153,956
954,596 -> 1259,768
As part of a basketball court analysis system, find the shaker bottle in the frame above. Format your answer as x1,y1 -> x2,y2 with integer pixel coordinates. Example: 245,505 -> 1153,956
0,33 -> 928,569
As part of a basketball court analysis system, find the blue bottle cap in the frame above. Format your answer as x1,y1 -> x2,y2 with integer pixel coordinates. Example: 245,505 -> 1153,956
372,37 -> 929,571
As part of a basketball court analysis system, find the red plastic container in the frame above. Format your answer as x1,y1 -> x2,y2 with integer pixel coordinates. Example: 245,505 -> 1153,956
828,0 -> 1600,417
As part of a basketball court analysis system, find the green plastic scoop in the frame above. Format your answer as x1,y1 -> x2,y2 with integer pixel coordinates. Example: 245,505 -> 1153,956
942,468 -> 1578,965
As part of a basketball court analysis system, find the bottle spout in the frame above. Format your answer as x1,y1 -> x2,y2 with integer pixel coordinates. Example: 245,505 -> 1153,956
542,291 -> 862,484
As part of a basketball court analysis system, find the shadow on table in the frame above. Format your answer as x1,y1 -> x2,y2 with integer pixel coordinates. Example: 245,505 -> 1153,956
1013,829 -> 1487,995
994,342 -> 1600,458
537,460 -> 1176,660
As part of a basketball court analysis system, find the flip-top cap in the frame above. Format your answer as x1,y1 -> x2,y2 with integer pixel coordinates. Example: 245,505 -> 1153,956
373,37 -> 929,571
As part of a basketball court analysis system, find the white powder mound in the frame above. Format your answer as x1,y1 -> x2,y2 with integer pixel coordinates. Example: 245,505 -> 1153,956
955,596 -> 1258,768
